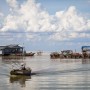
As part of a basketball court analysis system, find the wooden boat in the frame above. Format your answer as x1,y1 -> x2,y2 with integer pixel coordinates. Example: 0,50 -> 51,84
50,52 -> 60,59
37,51 -> 43,56
25,52 -> 35,56
10,68 -> 31,76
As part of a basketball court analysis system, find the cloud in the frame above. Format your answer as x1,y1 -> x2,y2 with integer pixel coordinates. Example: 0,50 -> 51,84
49,32 -> 90,41
49,6 -> 90,41
6,0 -> 18,9
55,6 -> 87,32
1,15 -> 18,32
0,12 -> 3,18
0,0 -> 90,41
0,11 -> 4,28
26,33 -> 41,41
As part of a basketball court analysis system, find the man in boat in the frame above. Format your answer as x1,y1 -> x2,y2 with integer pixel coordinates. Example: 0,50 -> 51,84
10,63 -> 32,75
21,63 -> 26,70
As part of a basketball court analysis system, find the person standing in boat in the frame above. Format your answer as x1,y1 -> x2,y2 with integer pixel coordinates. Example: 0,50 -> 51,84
21,63 -> 26,70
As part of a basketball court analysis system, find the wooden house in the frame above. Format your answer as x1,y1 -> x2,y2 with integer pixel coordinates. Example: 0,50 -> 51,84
0,44 -> 23,56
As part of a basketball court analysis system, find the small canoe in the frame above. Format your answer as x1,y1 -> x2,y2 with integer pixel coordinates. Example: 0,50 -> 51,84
10,68 -> 31,76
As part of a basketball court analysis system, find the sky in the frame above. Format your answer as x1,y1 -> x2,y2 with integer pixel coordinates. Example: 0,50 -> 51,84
0,0 -> 90,52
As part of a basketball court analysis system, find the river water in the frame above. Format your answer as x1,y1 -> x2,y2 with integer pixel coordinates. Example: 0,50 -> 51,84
0,54 -> 90,90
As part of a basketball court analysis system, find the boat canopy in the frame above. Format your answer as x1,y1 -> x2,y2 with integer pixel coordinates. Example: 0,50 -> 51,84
82,46 -> 90,51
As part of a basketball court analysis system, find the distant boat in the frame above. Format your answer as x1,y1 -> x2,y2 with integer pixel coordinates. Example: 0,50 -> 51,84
50,52 -> 60,59
37,51 -> 43,56
25,52 -> 35,56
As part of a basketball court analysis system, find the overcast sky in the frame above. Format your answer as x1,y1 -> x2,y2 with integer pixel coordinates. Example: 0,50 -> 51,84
0,0 -> 90,52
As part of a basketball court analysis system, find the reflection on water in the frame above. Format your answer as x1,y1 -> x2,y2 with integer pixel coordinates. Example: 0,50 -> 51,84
0,56 -> 25,69
0,55 -> 90,90
52,58 -> 90,64
1,56 -> 25,60
82,59 -> 90,64
10,75 -> 31,87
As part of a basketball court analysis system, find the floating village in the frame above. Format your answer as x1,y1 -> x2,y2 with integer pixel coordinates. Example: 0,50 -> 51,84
0,44 -> 90,76
0,44 -> 90,59
50,46 -> 90,59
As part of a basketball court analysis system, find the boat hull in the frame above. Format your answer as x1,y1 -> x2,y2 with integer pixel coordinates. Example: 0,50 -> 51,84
10,69 -> 31,76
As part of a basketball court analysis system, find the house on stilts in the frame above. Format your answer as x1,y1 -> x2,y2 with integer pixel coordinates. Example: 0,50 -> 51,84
0,44 -> 24,56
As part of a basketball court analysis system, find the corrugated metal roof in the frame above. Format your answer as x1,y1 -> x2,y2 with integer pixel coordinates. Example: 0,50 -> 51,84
0,46 -> 6,50
0,44 -> 23,50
